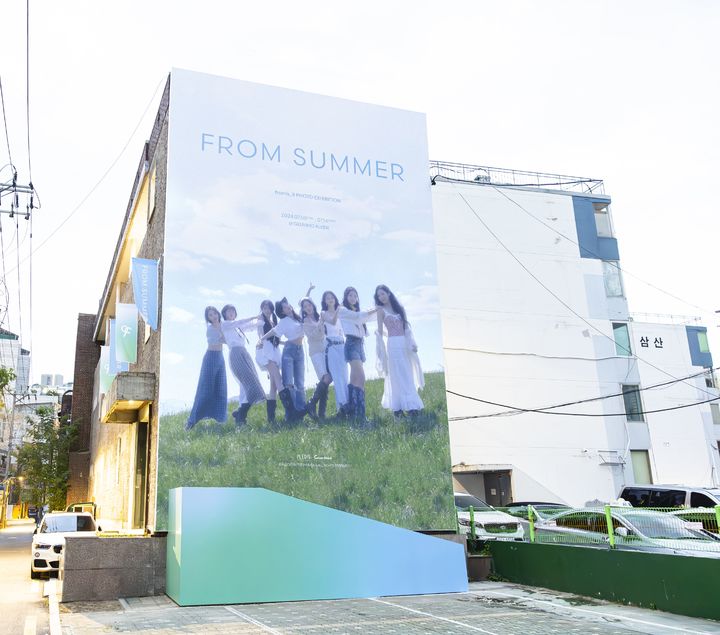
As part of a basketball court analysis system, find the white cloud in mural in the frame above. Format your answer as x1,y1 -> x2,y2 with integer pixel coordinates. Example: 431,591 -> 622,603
165,306 -> 195,323
231,283 -> 271,296
398,285 -> 440,323
382,229 -> 435,254
168,170 -> 394,267
198,287 -> 225,298
162,352 -> 185,365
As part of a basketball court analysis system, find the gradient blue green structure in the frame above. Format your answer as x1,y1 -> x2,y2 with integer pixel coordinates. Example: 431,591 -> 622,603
166,487 -> 468,605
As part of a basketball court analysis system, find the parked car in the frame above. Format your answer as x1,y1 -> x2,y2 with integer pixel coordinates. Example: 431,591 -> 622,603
668,507 -> 720,537
454,493 -> 524,541
30,512 -> 98,578
619,485 -> 720,508
504,502 -> 571,520
535,507 -> 720,556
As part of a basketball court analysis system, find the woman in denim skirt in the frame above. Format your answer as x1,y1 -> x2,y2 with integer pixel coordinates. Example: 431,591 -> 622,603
338,286 -> 377,422
258,297 -> 306,424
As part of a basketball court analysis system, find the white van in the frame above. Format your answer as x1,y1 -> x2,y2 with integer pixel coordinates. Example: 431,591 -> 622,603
619,485 -> 720,508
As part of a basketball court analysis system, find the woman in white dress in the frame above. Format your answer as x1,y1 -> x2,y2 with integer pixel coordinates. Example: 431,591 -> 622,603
255,299 -> 283,425
374,285 -> 424,417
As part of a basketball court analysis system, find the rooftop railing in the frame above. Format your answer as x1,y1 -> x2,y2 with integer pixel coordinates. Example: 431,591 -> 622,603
430,161 -> 605,195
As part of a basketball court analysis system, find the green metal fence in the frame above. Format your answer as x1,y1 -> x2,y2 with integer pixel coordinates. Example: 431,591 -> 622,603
525,504 -> 720,554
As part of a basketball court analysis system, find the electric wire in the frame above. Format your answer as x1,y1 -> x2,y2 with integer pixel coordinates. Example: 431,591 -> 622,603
25,0 -> 32,181
450,185 -> 719,401
447,365 -> 718,419
3,74 -> 166,277
433,174 -> 717,317
448,392 -> 720,421
0,77 -> 13,168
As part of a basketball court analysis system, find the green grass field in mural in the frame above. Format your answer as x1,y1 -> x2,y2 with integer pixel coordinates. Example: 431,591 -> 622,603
156,371 -> 456,531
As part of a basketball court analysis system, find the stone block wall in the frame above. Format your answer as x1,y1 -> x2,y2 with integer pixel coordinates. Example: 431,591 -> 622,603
59,535 -> 166,602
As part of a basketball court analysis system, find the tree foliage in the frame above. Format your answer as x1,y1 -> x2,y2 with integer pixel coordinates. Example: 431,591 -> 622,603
15,406 -> 77,510
0,365 -> 16,408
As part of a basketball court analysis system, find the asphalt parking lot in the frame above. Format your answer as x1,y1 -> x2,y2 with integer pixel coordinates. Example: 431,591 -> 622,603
56,581 -> 720,635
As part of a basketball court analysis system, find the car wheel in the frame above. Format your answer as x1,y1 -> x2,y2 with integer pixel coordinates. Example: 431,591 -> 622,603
30,565 -> 39,580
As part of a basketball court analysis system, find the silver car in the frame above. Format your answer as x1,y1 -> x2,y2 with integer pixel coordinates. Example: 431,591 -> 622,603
535,507 -> 720,556
455,493 -> 524,541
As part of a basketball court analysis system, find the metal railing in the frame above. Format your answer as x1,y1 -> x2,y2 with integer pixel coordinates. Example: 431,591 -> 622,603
430,161 -> 605,195
525,505 -> 720,554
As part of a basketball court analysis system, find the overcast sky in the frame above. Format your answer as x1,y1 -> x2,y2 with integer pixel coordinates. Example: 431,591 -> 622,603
0,0 -> 718,383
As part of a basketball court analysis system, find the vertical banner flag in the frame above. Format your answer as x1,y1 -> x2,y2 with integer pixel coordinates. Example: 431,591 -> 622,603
131,257 -> 159,330
99,346 -> 116,394
116,303 -> 138,364
108,319 -> 129,374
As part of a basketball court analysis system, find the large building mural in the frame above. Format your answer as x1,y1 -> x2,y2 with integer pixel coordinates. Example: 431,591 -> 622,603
155,69 -> 455,530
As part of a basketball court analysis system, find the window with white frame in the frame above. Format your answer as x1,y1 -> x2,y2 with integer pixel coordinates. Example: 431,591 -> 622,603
711,403 -> 720,426
593,202 -> 612,237
603,261 -> 624,297
612,323 -> 632,356
622,384 -> 644,422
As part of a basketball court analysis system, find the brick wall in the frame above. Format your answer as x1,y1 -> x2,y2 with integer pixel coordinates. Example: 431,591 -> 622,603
67,313 -> 100,505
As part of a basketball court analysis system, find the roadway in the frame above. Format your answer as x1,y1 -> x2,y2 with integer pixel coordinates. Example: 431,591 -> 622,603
0,519 -> 49,635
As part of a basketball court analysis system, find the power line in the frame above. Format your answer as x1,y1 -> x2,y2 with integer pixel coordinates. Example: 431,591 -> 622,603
433,174 -> 717,317
448,392 -> 719,421
0,77 -> 13,168
448,365 -> 718,418
3,75 -> 166,277
449,186 -> 718,401
25,0 -> 32,181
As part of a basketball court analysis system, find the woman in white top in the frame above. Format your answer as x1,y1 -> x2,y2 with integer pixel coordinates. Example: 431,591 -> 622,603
321,290 -> 349,416
255,300 -> 283,425
339,286 -> 377,422
300,295 -> 332,420
221,304 -> 266,427
185,306 -> 227,431
374,285 -> 424,417
258,298 -> 306,424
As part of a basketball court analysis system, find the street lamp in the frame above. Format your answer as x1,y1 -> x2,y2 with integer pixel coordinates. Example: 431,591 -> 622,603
0,475 -> 24,529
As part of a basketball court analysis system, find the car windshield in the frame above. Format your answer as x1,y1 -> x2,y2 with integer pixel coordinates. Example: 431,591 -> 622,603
455,495 -> 492,511
41,515 -> 96,533
624,513 -> 711,540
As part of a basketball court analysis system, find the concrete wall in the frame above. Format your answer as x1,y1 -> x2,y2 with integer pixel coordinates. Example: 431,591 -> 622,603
59,535 -> 166,602
433,181 -> 720,506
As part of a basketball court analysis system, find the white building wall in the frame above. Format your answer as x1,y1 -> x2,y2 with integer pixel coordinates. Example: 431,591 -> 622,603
432,180 -> 718,506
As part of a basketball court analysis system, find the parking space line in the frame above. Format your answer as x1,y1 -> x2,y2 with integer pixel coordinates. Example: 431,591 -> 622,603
482,590 -> 714,635
225,605 -> 285,634
368,597 -> 502,634
23,615 -> 36,635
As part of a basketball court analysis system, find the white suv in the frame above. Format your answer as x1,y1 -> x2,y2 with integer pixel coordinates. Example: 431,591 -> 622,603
30,512 -> 97,578
454,493 -> 524,541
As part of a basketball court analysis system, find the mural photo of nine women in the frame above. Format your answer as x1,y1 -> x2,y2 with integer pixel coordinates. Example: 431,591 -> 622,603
185,283 -> 426,431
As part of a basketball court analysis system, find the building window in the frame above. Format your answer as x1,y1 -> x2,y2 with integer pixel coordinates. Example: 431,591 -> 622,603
711,403 -> 720,426
630,450 -> 652,484
612,323 -> 632,356
698,330 -> 710,354
622,385 -> 644,421
603,261 -> 623,297
594,203 -> 612,237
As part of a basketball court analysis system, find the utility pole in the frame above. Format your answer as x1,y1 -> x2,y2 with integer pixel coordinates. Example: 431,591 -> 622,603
0,170 -> 35,219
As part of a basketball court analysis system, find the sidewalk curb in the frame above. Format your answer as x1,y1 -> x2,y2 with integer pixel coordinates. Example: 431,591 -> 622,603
45,578 -> 62,635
